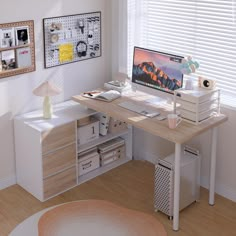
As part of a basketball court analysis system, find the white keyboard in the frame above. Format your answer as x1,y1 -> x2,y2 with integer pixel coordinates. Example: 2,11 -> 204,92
118,101 -> 160,118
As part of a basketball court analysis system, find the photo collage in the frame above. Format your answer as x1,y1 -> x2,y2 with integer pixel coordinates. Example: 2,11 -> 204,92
0,26 -> 31,72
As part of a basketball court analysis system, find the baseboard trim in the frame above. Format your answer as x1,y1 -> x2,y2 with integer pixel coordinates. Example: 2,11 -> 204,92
1,169 -> 235,203
136,151 -> 160,163
0,175 -> 16,190
201,176 -> 236,202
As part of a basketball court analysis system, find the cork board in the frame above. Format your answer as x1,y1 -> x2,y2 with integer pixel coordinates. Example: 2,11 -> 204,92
0,20 -> 35,79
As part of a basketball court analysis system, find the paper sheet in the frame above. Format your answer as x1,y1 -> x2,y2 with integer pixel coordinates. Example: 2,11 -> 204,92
59,43 -> 73,63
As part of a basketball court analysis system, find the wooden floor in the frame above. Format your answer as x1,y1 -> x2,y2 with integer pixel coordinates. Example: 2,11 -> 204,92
1,160 -> 236,236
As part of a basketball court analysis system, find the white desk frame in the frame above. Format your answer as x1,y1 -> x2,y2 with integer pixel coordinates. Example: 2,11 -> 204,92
173,128 -> 217,230
72,91 -> 227,231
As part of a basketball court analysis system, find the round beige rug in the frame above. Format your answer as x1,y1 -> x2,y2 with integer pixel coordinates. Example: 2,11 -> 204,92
10,200 -> 167,236
38,200 -> 167,236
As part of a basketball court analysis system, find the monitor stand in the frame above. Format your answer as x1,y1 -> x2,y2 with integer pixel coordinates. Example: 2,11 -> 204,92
131,83 -> 173,106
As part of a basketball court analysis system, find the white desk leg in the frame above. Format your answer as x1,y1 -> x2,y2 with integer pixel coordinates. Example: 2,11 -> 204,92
209,127 -> 218,205
173,143 -> 181,231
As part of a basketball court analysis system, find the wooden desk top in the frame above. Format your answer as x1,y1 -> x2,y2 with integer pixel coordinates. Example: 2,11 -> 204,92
72,91 -> 227,144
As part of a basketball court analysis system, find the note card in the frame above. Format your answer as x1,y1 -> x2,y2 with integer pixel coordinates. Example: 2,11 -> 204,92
59,43 -> 73,63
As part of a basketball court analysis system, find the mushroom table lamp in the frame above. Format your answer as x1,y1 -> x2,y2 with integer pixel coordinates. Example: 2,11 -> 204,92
33,81 -> 62,119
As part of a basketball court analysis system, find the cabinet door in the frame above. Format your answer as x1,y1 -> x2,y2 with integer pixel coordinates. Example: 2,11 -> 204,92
42,122 -> 75,154
43,166 -> 76,199
43,143 -> 76,178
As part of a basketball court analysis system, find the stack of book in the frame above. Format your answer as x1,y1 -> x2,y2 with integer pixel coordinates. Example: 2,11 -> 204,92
104,81 -> 131,93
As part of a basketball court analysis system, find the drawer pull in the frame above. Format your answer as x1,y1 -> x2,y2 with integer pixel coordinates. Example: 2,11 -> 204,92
82,161 -> 92,170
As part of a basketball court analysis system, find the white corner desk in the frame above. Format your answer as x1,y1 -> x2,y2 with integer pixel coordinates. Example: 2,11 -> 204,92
72,90 -> 227,231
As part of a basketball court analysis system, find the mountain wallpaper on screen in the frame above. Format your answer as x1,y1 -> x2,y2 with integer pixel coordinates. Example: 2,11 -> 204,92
133,62 -> 182,91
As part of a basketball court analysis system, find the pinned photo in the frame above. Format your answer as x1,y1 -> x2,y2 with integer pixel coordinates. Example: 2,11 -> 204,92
15,26 -> 30,46
1,49 -> 16,70
0,28 -> 15,48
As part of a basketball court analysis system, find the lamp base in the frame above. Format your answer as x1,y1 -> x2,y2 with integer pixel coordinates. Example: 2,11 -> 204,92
43,96 -> 53,119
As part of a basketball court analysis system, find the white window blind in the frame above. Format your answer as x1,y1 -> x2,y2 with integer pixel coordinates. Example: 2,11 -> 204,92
127,0 -> 236,107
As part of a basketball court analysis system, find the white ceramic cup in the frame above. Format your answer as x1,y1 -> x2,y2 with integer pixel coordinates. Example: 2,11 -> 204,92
167,114 -> 182,129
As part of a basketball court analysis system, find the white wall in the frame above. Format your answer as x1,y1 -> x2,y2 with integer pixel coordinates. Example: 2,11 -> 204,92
0,0 -> 112,188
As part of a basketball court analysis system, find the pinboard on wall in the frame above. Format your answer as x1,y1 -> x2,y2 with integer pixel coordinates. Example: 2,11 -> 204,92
43,11 -> 101,69
0,20 -> 35,79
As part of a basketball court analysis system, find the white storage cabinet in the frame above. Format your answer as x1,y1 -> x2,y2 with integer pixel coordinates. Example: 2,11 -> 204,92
14,100 -> 132,201
174,88 -> 220,125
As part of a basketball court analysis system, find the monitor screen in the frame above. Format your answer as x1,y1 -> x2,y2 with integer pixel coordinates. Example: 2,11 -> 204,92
132,47 -> 184,94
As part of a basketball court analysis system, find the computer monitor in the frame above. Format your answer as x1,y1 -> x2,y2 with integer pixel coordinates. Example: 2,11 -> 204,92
132,47 -> 184,100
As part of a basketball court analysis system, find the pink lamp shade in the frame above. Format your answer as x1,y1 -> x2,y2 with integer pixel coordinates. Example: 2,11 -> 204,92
33,81 -> 61,97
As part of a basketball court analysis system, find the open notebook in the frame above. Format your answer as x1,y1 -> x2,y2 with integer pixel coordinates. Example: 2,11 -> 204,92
82,90 -> 121,102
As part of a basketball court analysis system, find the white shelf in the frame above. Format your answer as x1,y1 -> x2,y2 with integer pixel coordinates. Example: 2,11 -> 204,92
78,129 -> 129,153
77,157 -> 131,185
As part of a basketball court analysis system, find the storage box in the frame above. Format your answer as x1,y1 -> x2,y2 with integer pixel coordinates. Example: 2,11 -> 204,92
98,137 -> 126,166
77,116 -> 91,127
179,108 -> 217,122
174,88 -> 220,125
77,118 -> 99,145
108,118 -> 127,134
177,99 -> 218,113
100,145 -> 126,166
175,88 -> 218,103
78,147 -> 98,157
97,137 -> 125,153
78,149 -> 100,176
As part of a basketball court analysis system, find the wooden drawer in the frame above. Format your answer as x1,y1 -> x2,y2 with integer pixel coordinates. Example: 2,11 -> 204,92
42,122 -> 75,154
43,166 -> 76,199
43,143 -> 76,178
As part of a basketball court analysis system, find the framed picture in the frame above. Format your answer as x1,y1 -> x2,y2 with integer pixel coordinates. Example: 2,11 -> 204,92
15,26 -> 30,46
0,27 -> 15,48
0,20 -> 35,79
